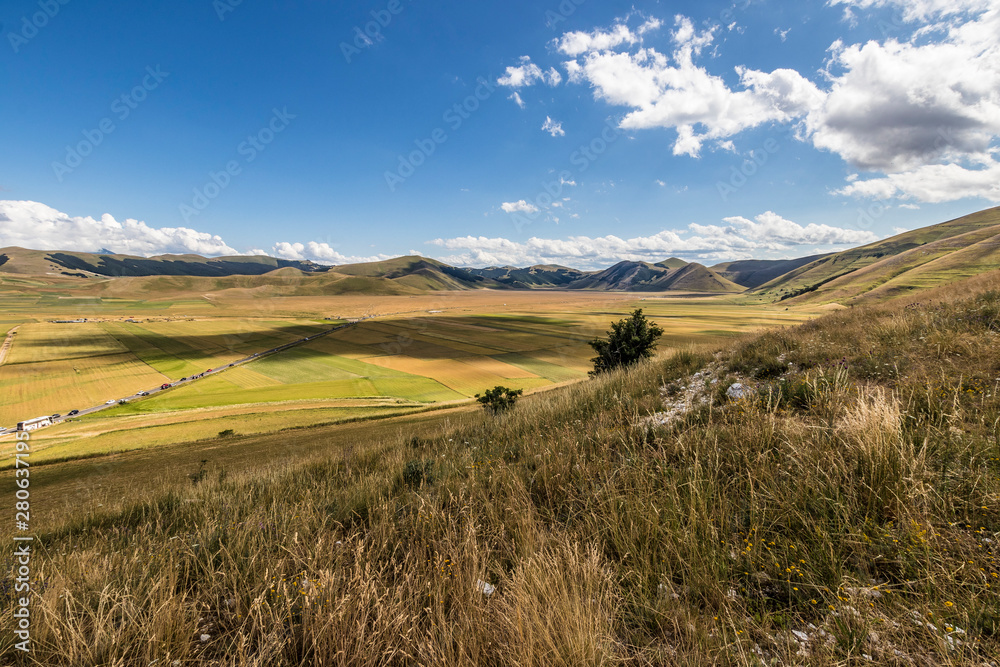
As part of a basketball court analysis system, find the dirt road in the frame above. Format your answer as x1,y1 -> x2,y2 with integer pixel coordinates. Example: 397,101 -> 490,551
0,326 -> 19,366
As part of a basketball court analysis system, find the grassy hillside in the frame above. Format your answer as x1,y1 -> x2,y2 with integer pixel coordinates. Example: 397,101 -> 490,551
0,246 -> 330,277
465,264 -> 586,288
754,206 -> 1000,303
655,257 -> 688,269
6,271 -> 998,664
570,260 -> 743,293
713,254 -> 830,289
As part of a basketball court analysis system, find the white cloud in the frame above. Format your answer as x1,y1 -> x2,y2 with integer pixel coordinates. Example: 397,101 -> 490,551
547,7 -> 1000,202
835,161 -> 1000,202
509,92 -> 525,108
428,211 -> 875,268
775,28 -> 791,41
269,241 -> 390,265
556,19 -> 662,57
690,211 -> 880,247
561,16 -> 824,157
827,0 -> 993,22
805,24 -> 1000,173
500,200 -> 540,214
0,200 -> 239,256
497,56 -> 562,88
0,200 -> 396,266
541,116 -> 565,137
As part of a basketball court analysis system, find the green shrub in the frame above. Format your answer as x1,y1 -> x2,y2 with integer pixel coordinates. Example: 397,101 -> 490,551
589,309 -> 664,376
475,385 -> 523,414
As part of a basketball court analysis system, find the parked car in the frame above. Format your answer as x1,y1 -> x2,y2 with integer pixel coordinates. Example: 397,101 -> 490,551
140,391 -> 150,396
67,409 -> 79,416
160,383 -> 171,390
105,400 -> 115,405
180,377 -> 187,381
118,399 -> 128,405
51,413 -> 61,419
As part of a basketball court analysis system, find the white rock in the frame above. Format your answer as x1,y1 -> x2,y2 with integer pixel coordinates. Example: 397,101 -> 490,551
476,579 -> 495,596
792,630 -> 810,642
199,633 -> 211,642
726,383 -> 750,399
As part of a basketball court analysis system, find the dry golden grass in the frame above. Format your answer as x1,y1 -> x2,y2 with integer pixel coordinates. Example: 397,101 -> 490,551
8,283 -> 988,665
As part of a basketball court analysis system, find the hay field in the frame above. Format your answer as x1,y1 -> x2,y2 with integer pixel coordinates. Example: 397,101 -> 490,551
0,291 -> 825,464
0,318 -> 334,426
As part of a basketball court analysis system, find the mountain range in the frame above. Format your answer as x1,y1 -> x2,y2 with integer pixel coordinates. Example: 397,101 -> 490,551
3,206 -> 998,303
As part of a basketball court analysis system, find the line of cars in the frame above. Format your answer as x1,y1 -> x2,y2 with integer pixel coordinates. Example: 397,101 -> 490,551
6,322 -> 352,434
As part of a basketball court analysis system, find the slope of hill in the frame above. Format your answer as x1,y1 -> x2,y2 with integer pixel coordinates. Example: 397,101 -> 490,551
754,206 -> 1000,303
712,254 -> 830,289
465,264 -> 585,288
19,271 -> 1000,664
655,257 -> 688,269
0,246 -> 331,277
569,260 -> 743,292
332,256 -> 498,291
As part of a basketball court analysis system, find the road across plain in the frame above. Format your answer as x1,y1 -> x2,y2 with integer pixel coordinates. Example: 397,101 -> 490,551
0,319 -> 363,436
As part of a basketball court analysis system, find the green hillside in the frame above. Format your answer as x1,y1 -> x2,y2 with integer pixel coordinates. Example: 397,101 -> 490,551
712,254 -> 830,289
570,260 -> 744,292
754,206 -> 1000,303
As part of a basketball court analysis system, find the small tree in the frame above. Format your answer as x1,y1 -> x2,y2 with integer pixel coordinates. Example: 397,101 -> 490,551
475,385 -> 523,414
589,308 -> 664,376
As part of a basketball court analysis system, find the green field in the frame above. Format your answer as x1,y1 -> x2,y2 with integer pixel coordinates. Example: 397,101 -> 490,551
0,290 -> 826,465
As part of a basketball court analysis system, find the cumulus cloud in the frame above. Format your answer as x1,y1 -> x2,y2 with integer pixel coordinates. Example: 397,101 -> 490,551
689,211 -> 880,247
555,19 -> 662,57
835,161 -> 1000,202
500,200 -> 540,214
428,211 -> 875,268
0,200 -> 239,256
497,56 -> 562,88
561,16 -> 824,157
827,0 -> 993,22
541,116 -> 565,137
547,6 -> 1000,202
269,241 -> 391,265
0,200 -> 395,266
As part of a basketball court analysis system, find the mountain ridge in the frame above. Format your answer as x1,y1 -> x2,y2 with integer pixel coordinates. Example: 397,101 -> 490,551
4,205 -> 1000,298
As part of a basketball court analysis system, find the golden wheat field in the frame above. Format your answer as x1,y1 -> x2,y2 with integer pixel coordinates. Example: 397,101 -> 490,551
0,289 -> 822,465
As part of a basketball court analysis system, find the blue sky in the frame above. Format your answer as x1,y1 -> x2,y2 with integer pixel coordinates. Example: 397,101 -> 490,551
1,0 -> 998,269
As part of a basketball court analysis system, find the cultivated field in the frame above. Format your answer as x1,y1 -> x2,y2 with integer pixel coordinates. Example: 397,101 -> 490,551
0,287 -> 824,465
2,272 -> 997,665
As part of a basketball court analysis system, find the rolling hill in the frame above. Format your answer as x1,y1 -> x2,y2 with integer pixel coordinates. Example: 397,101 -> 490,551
754,206 -> 1000,303
6,205 -> 1000,299
568,260 -> 744,292
711,254 -> 831,289
465,264 -> 586,288
0,246 -> 330,277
